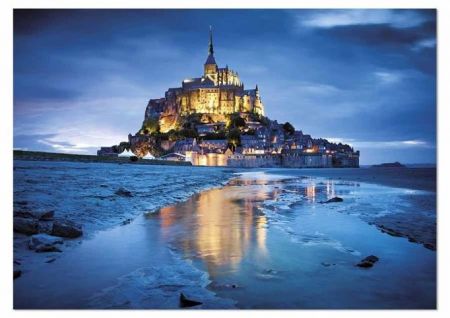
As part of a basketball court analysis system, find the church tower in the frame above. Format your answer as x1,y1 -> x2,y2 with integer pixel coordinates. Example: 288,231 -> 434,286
204,26 -> 218,82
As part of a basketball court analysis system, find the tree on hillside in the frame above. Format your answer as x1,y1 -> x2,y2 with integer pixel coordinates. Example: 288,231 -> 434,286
142,118 -> 160,134
283,122 -> 295,135
229,114 -> 246,129
227,128 -> 241,150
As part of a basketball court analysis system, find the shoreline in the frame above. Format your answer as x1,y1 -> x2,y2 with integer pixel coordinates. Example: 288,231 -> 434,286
13,160 -> 237,287
267,167 -> 436,192
13,150 -> 192,167
14,151 -> 436,192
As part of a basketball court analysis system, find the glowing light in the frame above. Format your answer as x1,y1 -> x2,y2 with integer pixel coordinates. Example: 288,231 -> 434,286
306,184 -> 316,202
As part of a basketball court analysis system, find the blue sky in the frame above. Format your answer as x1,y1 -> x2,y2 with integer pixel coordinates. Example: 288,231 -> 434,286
13,9 -> 436,164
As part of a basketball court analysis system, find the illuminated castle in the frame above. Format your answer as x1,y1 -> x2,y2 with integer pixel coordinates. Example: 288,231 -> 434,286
145,27 -> 264,132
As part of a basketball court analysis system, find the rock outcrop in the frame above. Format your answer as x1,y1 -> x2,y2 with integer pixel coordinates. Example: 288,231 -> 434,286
115,188 -> 133,197
14,217 -> 39,235
52,220 -> 83,238
179,293 -> 202,308
323,197 -> 344,203
356,255 -> 379,268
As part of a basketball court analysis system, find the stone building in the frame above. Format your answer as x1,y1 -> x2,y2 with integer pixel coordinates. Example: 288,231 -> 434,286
145,27 -> 264,132
100,27 -> 360,168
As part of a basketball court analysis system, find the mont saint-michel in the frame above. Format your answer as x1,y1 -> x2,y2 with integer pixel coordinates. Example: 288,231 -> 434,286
98,28 -> 359,168
13,9 -> 436,311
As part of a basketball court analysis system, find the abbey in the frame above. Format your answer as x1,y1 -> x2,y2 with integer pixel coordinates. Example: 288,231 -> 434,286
145,28 -> 264,132
98,27 -> 359,168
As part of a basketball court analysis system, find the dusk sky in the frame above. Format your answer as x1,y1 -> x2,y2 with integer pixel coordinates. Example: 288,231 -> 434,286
13,9 -> 436,164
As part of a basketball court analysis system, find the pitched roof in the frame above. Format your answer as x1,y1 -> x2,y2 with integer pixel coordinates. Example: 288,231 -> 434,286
205,53 -> 216,65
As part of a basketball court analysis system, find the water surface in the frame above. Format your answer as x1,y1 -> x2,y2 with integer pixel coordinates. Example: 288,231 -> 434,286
14,167 -> 436,309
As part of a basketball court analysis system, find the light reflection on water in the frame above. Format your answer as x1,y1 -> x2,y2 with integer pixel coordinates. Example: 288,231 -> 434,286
304,179 -> 337,203
155,176 -> 341,275
149,173 -> 435,309
156,178 -> 279,276
306,184 -> 316,202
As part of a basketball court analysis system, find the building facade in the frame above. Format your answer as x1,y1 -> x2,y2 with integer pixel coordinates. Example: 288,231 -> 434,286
145,28 -> 264,132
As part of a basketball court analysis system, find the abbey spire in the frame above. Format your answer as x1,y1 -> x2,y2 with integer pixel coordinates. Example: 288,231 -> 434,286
208,25 -> 214,55
204,26 -> 217,66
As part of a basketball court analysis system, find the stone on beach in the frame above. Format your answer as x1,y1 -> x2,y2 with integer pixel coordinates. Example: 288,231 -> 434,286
179,293 -> 202,308
13,217 -> 39,235
14,270 -> 22,280
28,234 -> 63,251
324,197 -> 344,203
356,255 -> 379,268
52,220 -> 83,238
115,187 -> 134,197
121,218 -> 132,225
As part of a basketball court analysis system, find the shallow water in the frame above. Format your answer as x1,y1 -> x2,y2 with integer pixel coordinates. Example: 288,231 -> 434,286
14,167 -> 436,309
13,160 -> 232,235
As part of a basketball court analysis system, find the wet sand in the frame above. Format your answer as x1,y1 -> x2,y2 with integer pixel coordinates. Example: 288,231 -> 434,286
14,170 -> 436,309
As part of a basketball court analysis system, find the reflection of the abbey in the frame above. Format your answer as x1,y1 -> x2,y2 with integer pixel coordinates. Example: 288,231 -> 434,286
157,182 -> 278,277
156,177 -> 337,277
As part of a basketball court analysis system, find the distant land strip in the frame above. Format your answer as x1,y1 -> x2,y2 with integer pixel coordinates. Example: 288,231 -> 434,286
13,150 -> 192,166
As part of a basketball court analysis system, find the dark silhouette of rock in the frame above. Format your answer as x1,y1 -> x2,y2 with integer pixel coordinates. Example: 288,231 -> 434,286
372,162 -> 405,168
115,188 -> 134,197
364,255 -> 379,262
356,255 -> 379,268
14,270 -> 21,280
378,225 -> 402,237
121,218 -> 132,225
357,261 -> 374,268
13,217 -> 39,235
52,220 -> 83,238
424,243 -> 436,251
179,293 -> 202,308
324,197 -> 344,203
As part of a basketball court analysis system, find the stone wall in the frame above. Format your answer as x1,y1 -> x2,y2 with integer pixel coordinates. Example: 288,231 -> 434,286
227,155 -> 281,168
281,153 -> 333,168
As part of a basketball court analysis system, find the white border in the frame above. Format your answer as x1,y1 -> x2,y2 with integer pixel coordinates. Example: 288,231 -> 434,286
2,1 -> 449,318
